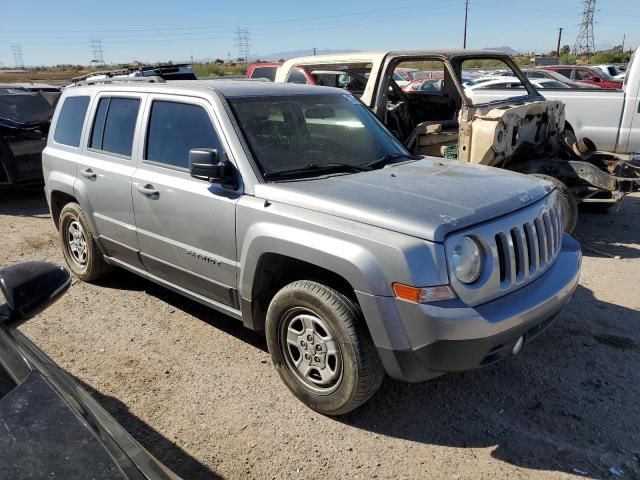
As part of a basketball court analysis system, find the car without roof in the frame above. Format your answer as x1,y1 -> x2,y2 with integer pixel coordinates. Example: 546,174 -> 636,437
43,79 -> 581,415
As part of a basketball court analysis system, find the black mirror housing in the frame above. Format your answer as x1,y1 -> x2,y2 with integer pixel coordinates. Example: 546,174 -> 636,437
0,262 -> 71,328
189,148 -> 237,188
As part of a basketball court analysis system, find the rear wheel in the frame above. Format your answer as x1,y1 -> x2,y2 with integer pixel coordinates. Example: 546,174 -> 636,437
265,280 -> 384,415
531,174 -> 578,234
58,202 -> 110,281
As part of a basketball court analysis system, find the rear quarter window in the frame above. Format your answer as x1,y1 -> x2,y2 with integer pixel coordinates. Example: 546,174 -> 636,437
53,96 -> 90,147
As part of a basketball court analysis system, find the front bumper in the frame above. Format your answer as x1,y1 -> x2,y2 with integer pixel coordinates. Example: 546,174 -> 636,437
359,234 -> 581,382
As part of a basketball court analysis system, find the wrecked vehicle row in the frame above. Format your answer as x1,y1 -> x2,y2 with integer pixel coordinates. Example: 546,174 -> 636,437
274,50 -> 640,228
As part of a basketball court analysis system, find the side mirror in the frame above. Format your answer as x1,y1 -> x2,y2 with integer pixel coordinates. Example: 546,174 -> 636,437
189,148 -> 238,189
0,262 -> 70,329
592,76 -> 601,82
189,148 -> 223,180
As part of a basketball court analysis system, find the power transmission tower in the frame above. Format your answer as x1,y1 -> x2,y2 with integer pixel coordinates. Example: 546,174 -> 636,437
90,39 -> 105,65
573,0 -> 596,58
463,0 -> 469,49
11,45 -> 24,68
234,28 -> 251,63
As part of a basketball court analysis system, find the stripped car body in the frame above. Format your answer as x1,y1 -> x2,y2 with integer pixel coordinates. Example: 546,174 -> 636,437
0,87 -> 55,188
276,50 -> 640,213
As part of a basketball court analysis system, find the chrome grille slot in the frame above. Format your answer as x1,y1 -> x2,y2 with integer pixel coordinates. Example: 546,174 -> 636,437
446,194 -> 565,307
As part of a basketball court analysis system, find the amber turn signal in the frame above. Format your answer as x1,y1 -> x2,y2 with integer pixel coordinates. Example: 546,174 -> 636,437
392,283 -> 455,303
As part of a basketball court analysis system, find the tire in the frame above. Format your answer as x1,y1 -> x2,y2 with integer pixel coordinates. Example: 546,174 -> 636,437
265,280 -> 384,416
531,174 -> 578,234
58,202 -> 110,282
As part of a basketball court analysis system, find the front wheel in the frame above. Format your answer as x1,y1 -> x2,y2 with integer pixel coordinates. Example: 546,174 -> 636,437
265,280 -> 384,415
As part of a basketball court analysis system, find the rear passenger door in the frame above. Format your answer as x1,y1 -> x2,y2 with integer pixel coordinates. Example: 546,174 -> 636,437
74,93 -> 145,269
131,96 -> 240,310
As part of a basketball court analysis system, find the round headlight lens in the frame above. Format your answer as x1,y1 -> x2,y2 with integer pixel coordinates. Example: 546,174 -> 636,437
451,236 -> 483,284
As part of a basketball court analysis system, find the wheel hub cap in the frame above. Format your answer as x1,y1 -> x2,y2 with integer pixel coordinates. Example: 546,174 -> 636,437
67,220 -> 88,266
281,309 -> 342,393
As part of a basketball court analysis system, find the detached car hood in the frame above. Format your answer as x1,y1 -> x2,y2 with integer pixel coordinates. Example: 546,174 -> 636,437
255,158 -> 551,242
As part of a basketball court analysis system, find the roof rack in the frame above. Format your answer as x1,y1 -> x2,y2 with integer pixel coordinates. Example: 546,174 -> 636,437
71,63 -> 193,84
72,76 -> 166,87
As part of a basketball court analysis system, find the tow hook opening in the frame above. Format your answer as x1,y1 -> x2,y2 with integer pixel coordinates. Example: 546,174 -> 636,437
512,336 -> 525,355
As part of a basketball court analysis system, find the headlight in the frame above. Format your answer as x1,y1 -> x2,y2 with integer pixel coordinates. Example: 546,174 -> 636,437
451,236 -> 483,284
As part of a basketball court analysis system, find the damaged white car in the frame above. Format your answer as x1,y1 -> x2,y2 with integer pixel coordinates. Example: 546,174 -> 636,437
275,50 -> 640,231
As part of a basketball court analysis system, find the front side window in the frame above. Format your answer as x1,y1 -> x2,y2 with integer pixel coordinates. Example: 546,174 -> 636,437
228,93 -> 408,179
286,69 -> 308,84
89,97 -> 140,157
145,101 -> 222,169
53,96 -> 90,147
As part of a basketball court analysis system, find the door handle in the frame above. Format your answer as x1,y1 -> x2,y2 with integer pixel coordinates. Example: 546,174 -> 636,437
80,168 -> 96,179
137,184 -> 160,198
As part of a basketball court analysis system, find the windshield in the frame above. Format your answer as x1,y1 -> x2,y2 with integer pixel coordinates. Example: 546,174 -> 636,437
228,93 -> 409,179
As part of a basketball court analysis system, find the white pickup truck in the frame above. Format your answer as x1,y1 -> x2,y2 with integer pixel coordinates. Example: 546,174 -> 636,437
275,50 -> 640,224
466,49 -> 640,155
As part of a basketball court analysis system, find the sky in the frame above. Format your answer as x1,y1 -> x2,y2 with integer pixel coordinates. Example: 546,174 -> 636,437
1,0 -> 638,67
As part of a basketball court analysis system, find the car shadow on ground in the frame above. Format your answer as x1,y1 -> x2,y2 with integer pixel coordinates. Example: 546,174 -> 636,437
75,377 -> 223,480
339,284 -> 640,478
0,188 -> 50,218
94,269 -> 268,353
575,195 -> 640,259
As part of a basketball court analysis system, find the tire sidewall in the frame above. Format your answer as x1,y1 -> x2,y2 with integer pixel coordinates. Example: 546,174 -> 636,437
58,203 -> 95,280
266,286 -> 361,415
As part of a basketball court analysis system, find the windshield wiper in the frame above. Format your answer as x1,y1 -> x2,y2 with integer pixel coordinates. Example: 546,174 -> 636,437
363,153 -> 421,170
263,162 -> 371,180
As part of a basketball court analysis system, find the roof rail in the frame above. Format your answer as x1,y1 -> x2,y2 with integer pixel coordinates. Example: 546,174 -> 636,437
72,76 -> 166,87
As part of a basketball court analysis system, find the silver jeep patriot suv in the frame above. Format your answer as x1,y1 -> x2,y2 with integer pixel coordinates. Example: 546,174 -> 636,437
43,80 -> 581,415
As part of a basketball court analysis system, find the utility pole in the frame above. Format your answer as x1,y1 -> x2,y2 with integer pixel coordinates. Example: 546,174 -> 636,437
573,0 -> 596,59
463,0 -> 469,49
11,45 -> 24,68
556,27 -> 563,56
313,47 -> 317,56
621,33 -> 625,52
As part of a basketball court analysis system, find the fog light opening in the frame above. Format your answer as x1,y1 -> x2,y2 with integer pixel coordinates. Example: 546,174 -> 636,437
512,336 -> 524,355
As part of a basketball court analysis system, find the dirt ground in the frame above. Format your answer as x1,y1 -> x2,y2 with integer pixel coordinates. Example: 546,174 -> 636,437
1,189 -> 639,480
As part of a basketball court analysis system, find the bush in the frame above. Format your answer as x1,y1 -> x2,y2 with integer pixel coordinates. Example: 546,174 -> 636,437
591,51 -> 631,64
560,53 -> 577,65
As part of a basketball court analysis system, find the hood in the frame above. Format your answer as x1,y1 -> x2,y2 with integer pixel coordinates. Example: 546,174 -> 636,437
0,91 -> 53,129
255,158 -> 552,242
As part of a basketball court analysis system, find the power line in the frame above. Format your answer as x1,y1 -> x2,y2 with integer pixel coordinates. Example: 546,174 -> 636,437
234,27 -> 251,63
11,44 -> 24,68
573,0 -> 596,57
90,39 -> 105,65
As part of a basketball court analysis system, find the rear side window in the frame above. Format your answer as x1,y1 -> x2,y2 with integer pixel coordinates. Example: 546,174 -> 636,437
53,96 -> 90,147
145,101 -> 222,169
250,66 -> 278,81
89,97 -> 140,157
555,69 -> 572,78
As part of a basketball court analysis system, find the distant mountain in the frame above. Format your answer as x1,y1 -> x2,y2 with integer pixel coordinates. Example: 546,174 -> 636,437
483,46 -> 520,56
257,49 -> 360,61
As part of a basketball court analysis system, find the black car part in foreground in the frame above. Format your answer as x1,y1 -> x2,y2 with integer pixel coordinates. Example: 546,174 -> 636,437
0,261 -> 179,480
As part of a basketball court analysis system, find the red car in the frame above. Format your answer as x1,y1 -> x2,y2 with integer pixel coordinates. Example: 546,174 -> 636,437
538,65 -> 622,90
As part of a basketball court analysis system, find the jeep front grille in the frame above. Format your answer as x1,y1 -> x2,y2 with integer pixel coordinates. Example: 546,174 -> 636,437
444,193 -> 564,307
494,202 -> 563,287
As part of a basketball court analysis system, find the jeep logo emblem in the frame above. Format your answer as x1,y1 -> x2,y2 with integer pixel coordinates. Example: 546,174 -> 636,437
518,193 -> 533,203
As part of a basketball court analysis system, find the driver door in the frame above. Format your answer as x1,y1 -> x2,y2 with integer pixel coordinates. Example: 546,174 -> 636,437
131,95 -> 241,310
